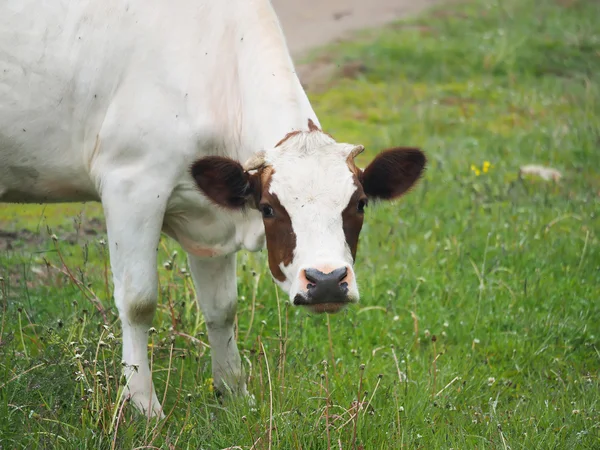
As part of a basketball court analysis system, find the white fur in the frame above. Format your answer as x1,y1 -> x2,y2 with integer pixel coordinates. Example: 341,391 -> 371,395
264,132 -> 360,301
0,0 -> 363,417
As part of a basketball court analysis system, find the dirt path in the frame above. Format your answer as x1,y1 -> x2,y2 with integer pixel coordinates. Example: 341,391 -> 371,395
271,0 -> 443,57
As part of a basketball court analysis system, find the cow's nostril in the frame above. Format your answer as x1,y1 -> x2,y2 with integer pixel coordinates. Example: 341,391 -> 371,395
304,269 -> 319,284
304,267 -> 348,287
335,267 -> 348,283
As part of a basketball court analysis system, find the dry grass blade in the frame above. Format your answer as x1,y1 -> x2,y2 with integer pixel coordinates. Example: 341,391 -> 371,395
260,341 -> 274,450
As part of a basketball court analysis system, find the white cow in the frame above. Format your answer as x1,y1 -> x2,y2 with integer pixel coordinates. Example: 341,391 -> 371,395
0,0 -> 425,417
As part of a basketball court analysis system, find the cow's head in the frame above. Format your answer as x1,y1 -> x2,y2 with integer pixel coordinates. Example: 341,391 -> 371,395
191,120 -> 425,314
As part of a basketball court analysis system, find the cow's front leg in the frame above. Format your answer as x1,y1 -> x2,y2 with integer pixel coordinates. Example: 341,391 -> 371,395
188,253 -> 247,396
102,177 -> 167,418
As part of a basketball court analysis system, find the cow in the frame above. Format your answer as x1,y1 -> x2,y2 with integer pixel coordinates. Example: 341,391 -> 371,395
0,0 -> 426,417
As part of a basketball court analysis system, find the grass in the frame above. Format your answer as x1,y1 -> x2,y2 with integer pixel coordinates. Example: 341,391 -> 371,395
1,0 -> 599,448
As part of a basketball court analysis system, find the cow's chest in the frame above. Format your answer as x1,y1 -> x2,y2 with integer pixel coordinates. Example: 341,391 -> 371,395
163,207 -> 265,259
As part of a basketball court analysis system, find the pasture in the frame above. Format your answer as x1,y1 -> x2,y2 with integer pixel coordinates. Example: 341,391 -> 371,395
1,0 -> 599,448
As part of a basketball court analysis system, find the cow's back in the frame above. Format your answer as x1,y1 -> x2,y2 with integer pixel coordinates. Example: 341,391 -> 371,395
0,1 -> 212,203
0,0 -> 313,204
0,1 -> 132,202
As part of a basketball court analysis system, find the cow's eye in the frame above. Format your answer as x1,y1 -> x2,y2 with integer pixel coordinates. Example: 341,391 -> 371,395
260,204 -> 275,218
357,199 -> 367,213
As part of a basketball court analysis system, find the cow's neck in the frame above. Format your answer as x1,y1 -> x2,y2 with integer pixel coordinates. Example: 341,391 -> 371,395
230,0 -> 319,160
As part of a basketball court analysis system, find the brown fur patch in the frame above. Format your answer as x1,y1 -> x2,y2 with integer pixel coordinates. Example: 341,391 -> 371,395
341,176 -> 366,261
275,130 -> 302,148
306,118 -> 336,140
307,118 -> 320,132
274,119 -> 334,148
259,171 -> 296,282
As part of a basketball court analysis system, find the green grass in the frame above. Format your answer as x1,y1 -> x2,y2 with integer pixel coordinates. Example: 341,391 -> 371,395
1,0 -> 599,448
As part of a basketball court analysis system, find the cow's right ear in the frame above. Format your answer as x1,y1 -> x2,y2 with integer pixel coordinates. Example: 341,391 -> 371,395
191,156 -> 259,209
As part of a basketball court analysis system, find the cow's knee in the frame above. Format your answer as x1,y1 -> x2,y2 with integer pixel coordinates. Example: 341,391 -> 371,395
124,295 -> 157,325
115,280 -> 158,324
203,299 -> 237,331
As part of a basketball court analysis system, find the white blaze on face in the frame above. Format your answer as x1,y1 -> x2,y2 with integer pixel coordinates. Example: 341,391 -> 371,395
264,131 -> 360,302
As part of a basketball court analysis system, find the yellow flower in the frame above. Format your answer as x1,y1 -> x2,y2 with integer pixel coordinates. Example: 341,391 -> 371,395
204,377 -> 214,393
471,161 -> 491,176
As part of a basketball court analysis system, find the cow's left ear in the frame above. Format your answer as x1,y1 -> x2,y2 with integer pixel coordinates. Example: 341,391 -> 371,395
360,148 -> 426,200
191,156 -> 259,209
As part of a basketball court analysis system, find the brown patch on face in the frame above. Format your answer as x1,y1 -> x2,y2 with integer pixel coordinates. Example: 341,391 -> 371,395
259,171 -> 296,283
341,175 -> 366,261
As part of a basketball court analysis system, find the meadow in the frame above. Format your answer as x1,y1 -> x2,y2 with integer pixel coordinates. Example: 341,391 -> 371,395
1,0 -> 599,448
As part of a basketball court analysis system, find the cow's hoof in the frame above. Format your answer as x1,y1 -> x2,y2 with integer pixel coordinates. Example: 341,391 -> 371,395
126,388 -> 165,419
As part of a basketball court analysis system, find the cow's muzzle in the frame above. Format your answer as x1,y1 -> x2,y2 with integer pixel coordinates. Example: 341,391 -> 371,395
293,267 -> 352,314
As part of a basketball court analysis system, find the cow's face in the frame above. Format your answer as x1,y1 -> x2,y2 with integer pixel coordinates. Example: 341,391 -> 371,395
191,122 -> 425,314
